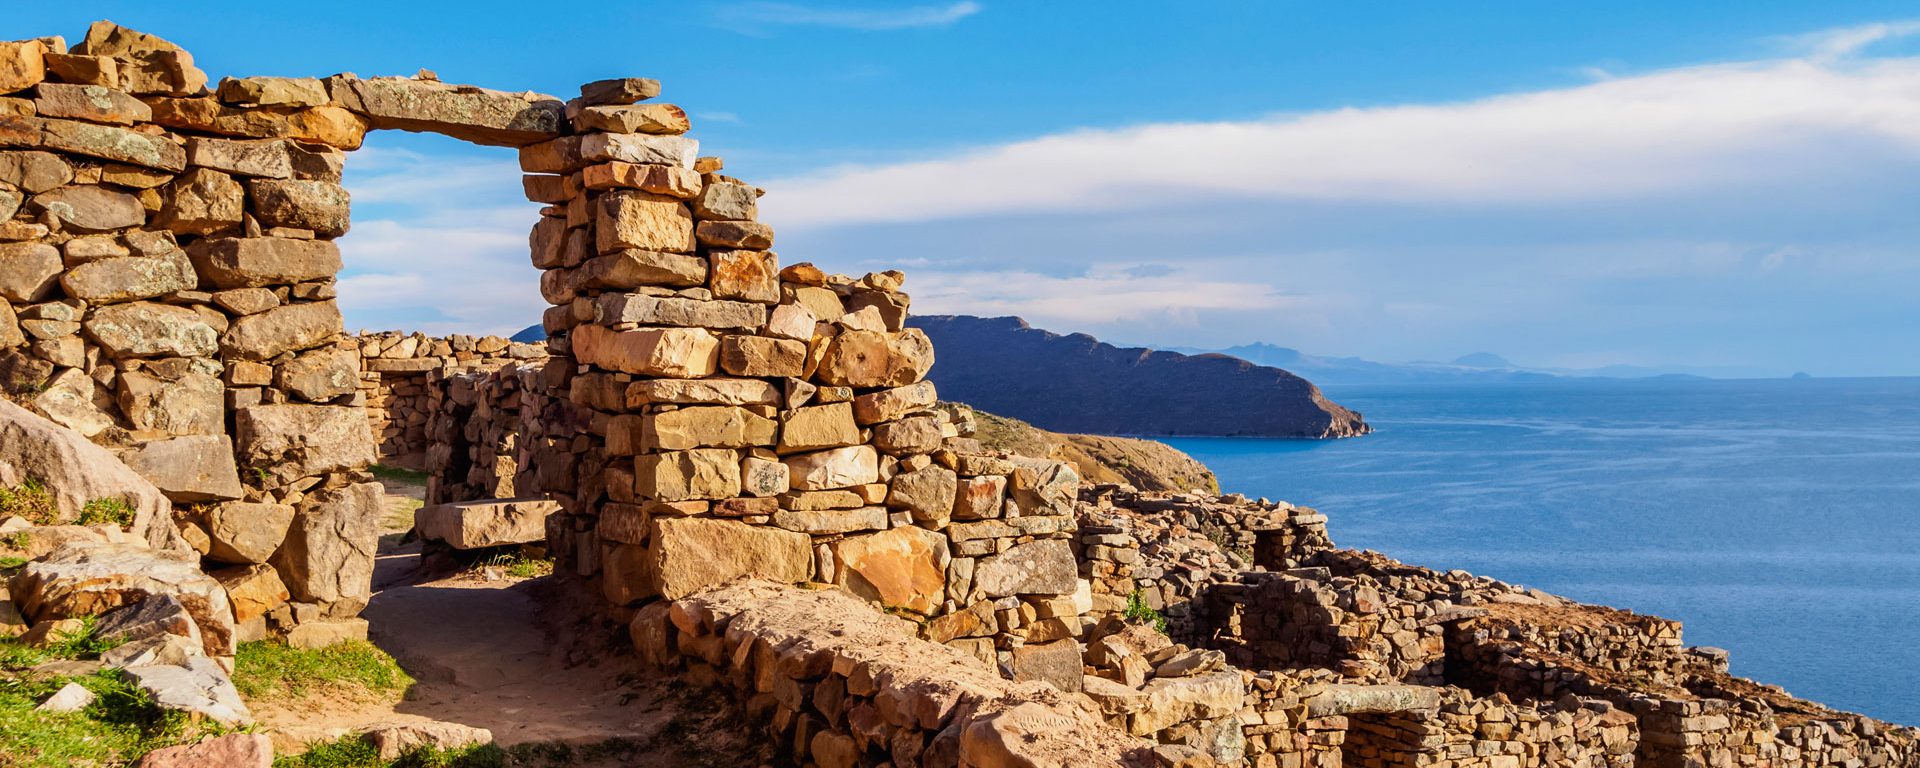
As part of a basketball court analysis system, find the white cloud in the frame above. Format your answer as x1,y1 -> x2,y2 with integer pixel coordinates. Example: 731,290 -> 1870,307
908,264 -> 1296,327
720,2 -> 981,31
761,50 -> 1920,228
1783,19 -> 1920,62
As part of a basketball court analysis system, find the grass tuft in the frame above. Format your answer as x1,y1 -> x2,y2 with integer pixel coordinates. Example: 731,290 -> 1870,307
274,738 -> 508,768
76,498 -> 134,528
233,640 -> 414,702
1125,589 -> 1169,635
0,479 -> 56,525
0,618 -> 204,767
471,551 -> 554,580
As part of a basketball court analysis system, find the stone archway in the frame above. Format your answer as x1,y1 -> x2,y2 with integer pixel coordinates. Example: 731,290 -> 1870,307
2,20 -> 1082,666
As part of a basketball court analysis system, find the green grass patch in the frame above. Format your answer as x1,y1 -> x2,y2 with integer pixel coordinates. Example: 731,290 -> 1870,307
0,618 -> 207,767
0,479 -> 56,525
232,640 -> 414,702
1125,589 -> 1169,634
470,551 -> 553,580
275,738 -> 509,768
76,498 -> 134,528
0,555 -> 25,570
370,465 -> 430,485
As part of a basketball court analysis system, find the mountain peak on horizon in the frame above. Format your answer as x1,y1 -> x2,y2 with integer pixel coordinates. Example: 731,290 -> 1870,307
1451,352 -> 1515,368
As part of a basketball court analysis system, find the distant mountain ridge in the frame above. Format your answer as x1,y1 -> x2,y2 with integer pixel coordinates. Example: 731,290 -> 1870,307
908,316 -> 1370,439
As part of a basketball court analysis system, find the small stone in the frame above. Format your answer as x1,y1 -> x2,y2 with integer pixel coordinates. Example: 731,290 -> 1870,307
693,181 -> 758,221
778,402 -> 860,453
708,249 -> 777,302
221,300 -> 342,361
720,334 -> 805,377
204,501 -> 296,564
817,329 -> 936,389
579,249 -> 705,288
215,76 -> 329,108
247,179 -> 349,237
596,190 -> 693,254
187,237 -> 342,288
136,733 -> 273,768
694,220 -> 773,249
84,301 -> 218,358
574,103 -> 690,135
635,448 -> 742,502
157,168 -> 245,235
571,324 -> 718,377
0,41 -> 47,94
577,78 -> 662,106
35,681 -> 94,713
30,184 -> 145,231
186,136 -> 293,178
783,445 -> 880,491
33,83 -> 150,125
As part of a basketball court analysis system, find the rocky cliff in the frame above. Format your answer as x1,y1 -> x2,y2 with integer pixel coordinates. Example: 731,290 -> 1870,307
908,315 -> 1371,438
961,406 -> 1220,494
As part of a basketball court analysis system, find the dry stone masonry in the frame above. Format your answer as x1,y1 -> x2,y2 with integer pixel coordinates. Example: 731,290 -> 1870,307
0,21 -> 1916,768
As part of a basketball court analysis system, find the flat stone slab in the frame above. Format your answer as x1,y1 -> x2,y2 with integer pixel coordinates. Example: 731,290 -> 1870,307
415,497 -> 558,550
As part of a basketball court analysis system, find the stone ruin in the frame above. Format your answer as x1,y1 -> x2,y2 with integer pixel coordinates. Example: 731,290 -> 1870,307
0,21 -> 1916,768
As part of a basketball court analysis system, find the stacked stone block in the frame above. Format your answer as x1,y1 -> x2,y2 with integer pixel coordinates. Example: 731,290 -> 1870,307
353,330 -> 545,466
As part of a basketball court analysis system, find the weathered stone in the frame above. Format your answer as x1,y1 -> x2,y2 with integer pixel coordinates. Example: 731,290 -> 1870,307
11,543 -> 236,657
581,161 -> 701,197
578,132 -> 698,168
364,722 -> 493,761
571,324 -> 718,377
71,22 -> 208,96
271,482 -> 380,604
60,253 -> 196,304
771,505 -> 885,534
720,334 -> 805,378
42,53 -> 115,88
124,657 -> 250,725
596,190 -> 693,254
0,150 -> 72,193
36,681 -> 94,713
0,242 -> 61,302
764,302 -> 815,341
707,251 -> 778,305
216,76 -> 328,108
119,435 -> 246,502
204,501 -> 296,564
0,298 -> 20,348
33,83 -> 150,125
635,448 -> 741,502
778,402 -> 860,453
693,181 -> 758,220
30,184 -> 145,231
93,593 -> 203,651
817,329 -> 935,388
579,249 -> 705,288
137,733 -> 272,768
277,345 -> 358,401
1134,672 -> 1246,734
783,445 -> 880,491
974,539 -> 1077,597
116,369 -> 224,436
596,292 -> 766,329
30,368 -> 113,437
211,564 -> 289,625
1010,640 -> 1084,693
156,168 -> 244,235
246,178 -> 349,237
146,98 -> 368,150
577,77 -> 661,106
186,136 -> 293,178
188,237 -> 341,288
889,464 -> 957,525
853,381 -> 939,425
692,221 -> 771,251
644,406 -> 776,450
234,404 -> 372,482
327,75 -> 565,147
574,103 -> 689,135
85,301 -> 218,357
415,497 -> 559,550
0,398 -> 176,549
30,116 -> 188,170
0,41 -> 46,94
832,526 -> 949,614
625,377 -> 778,406
741,456 -> 790,497
872,415 -> 943,455
221,300 -> 342,361
646,517 -> 812,600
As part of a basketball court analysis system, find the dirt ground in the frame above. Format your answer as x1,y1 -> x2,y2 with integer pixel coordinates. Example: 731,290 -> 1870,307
250,477 -> 772,767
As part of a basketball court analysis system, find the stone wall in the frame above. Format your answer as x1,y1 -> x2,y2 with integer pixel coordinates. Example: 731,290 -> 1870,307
353,330 -> 544,468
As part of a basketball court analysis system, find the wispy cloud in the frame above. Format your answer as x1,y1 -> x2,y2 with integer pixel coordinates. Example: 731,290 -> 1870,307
761,49 -> 1920,228
720,2 -> 982,31
1783,19 -> 1920,62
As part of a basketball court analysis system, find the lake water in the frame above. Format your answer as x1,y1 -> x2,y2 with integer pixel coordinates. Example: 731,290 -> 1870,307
1162,377 -> 1920,726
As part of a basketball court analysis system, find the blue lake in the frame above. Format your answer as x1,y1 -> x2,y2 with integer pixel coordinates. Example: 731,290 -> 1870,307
1162,377 -> 1920,726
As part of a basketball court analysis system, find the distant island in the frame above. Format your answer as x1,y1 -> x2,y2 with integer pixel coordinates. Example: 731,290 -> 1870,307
1170,341 -> 1725,385
907,315 -> 1371,438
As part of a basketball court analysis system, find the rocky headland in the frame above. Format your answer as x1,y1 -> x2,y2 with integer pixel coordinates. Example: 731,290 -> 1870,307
909,315 -> 1371,439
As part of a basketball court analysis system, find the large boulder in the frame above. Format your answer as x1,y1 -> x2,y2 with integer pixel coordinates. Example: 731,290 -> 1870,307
644,517 -> 812,601
414,497 -> 558,550
270,482 -> 380,606
124,656 -> 250,725
831,526 -> 949,615
973,539 -> 1077,598
117,435 -> 246,502
0,399 -> 179,551
10,543 -> 236,657
234,404 -> 374,481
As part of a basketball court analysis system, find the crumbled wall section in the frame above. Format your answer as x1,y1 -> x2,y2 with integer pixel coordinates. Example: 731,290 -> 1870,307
353,330 -> 545,468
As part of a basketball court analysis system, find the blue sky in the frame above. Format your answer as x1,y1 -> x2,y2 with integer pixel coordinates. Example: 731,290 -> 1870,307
12,2 -> 1920,376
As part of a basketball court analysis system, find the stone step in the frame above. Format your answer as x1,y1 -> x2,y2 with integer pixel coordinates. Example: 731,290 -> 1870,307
414,497 -> 558,550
